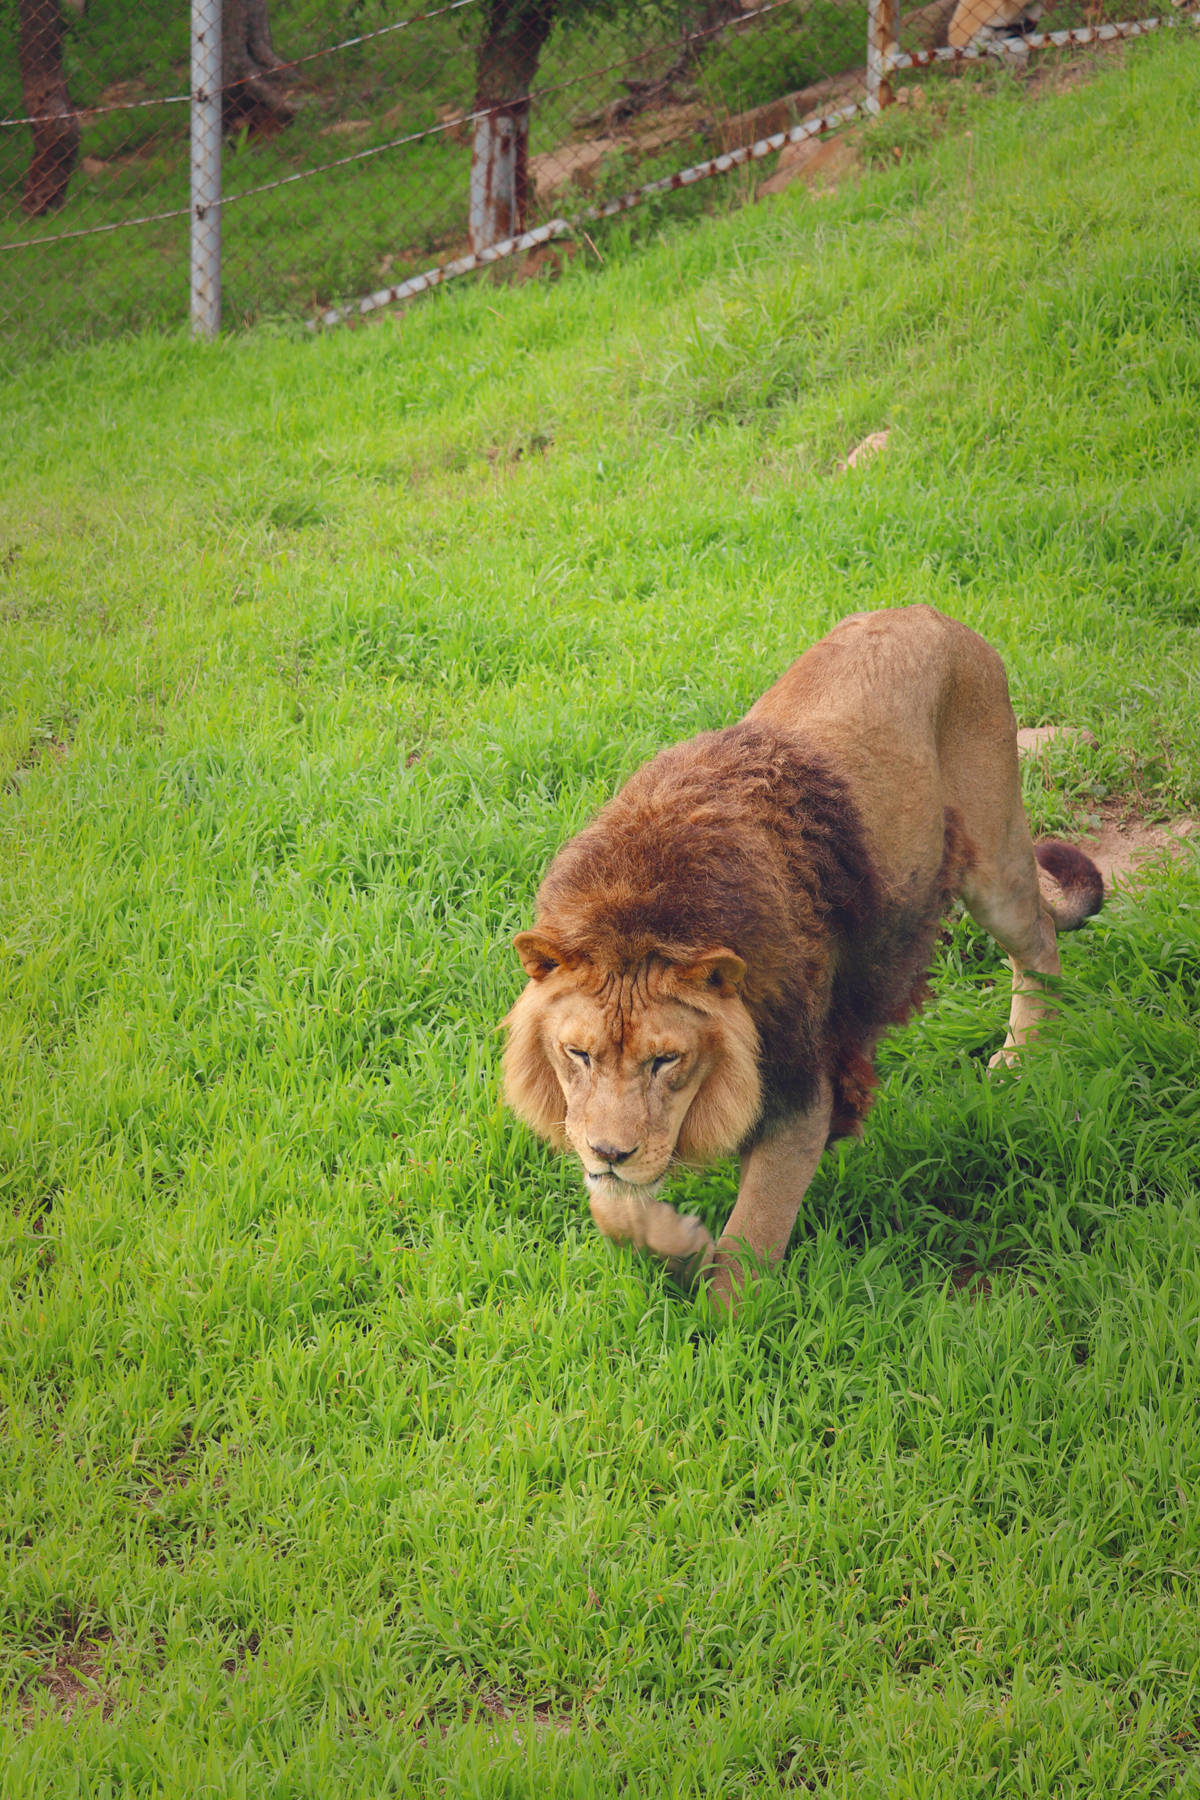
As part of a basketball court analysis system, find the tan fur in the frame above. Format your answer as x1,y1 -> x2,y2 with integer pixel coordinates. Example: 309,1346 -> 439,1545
503,606 -> 1103,1311
947,0 -> 1041,47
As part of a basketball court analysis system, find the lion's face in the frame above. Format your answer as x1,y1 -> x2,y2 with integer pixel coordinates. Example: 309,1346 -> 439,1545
546,984 -> 720,1193
503,933 -> 764,1198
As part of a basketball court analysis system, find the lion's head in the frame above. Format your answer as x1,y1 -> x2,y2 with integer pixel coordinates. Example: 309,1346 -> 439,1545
502,931 -> 764,1204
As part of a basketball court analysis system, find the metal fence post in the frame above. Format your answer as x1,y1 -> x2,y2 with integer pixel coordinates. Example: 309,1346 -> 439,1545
190,0 -> 222,338
867,0 -> 901,111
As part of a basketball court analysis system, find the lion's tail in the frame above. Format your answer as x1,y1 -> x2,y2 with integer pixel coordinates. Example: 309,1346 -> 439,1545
1035,840 -> 1105,930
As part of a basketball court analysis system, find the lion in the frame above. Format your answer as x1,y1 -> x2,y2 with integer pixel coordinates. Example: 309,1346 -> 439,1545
502,606 -> 1103,1310
947,0 -> 1043,49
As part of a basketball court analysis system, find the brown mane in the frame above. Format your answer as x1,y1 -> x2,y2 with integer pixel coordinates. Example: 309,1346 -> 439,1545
526,721 -> 965,1143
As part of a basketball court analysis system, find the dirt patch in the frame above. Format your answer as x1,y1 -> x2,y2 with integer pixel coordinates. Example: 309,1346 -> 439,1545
1016,724 -> 1097,756
94,79 -> 153,110
531,137 -> 622,201
1015,726 -> 1196,889
474,1689 -> 575,1745
23,1640 -> 113,1723
513,239 -> 578,282
950,1262 -> 994,1301
949,1258 -> 1039,1303
221,1631 -> 262,1676
530,102 -> 710,203
413,1687 -> 579,1749
319,119 -> 372,139
759,130 -> 861,199
4,731 -> 71,794
1078,806 -> 1197,894
1022,33 -> 1128,98
78,141 -> 164,176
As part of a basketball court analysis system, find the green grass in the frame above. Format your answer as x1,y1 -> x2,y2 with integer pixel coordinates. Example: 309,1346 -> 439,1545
3,31 -> 1200,1796
0,0 -> 877,347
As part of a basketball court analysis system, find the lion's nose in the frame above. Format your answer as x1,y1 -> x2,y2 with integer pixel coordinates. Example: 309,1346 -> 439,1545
589,1140 -> 638,1167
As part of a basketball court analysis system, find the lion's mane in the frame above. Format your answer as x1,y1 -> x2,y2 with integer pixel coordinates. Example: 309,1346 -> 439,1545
511,721 -> 971,1148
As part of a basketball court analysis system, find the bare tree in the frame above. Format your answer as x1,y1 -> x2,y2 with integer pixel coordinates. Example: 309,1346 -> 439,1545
466,0 -> 701,255
18,0 -> 80,216
222,0 -> 295,134
468,0 -> 557,254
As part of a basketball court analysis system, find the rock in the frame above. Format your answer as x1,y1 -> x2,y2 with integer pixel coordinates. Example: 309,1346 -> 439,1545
719,71 -> 861,153
758,133 -> 858,199
513,240 -> 578,282
836,430 -> 891,471
530,138 -> 620,202
1016,726 -> 1098,756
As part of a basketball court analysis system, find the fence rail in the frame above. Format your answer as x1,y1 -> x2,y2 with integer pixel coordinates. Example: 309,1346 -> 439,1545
2,0 -> 1195,352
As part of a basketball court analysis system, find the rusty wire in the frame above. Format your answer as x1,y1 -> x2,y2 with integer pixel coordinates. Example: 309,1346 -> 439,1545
0,0 -> 486,129
1,0 -> 805,254
7,0 -> 1188,341
317,98 -> 865,328
0,203 -> 192,254
211,0 -> 803,205
0,91 -> 189,130
210,0 -> 487,102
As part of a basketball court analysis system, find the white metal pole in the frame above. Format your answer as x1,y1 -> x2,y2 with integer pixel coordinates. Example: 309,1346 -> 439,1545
191,0 -> 222,338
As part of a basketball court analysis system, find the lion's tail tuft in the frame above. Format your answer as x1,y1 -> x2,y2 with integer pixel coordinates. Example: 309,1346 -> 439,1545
1035,839 -> 1104,930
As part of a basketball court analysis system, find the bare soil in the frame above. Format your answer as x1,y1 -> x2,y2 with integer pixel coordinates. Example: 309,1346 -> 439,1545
23,1642 -> 111,1722
1077,805 -> 1197,893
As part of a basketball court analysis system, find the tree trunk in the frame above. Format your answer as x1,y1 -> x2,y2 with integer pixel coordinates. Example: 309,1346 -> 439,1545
468,0 -> 556,254
18,0 -> 80,216
222,0 -> 295,135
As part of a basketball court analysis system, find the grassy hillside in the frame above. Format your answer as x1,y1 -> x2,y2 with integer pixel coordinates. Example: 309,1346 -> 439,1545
1,0 -> 872,346
3,32 -> 1200,1797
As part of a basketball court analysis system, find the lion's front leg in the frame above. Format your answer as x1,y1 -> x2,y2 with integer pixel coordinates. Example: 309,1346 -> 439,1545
587,1184 -> 716,1284
709,1079 -> 833,1312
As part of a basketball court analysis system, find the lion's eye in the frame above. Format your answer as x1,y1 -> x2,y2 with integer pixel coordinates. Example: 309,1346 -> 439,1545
650,1054 -> 680,1076
565,1046 -> 590,1067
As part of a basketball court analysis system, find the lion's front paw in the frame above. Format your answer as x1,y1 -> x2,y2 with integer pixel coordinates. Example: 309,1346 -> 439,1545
652,1212 -> 716,1287
987,1044 -> 1020,1072
588,1183 -> 715,1285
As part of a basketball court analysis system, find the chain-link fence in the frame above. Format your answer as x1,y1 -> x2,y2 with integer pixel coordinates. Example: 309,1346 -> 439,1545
2,0 -> 1195,353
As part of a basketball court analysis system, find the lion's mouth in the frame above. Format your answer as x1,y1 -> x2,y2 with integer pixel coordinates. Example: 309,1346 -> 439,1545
583,1167 -> 665,1196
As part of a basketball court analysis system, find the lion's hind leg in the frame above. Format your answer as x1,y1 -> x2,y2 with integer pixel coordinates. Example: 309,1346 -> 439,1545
960,821 -> 1062,1068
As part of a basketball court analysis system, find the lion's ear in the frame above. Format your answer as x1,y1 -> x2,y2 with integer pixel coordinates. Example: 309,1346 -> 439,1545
675,947 -> 747,998
514,929 -> 566,982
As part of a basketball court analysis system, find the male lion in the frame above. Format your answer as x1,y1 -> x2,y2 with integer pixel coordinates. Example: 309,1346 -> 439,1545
503,606 -> 1103,1310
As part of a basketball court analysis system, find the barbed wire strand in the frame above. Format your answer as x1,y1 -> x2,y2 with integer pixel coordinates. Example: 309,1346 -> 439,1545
10,0 -> 1171,254
315,99 -> 865,327
226,0 -> 484,86
1,91 -> 188,129
2,0 -> 803,252
0,0 -> 484,129
211,0 -> 806,214
0,202 -> 193,251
